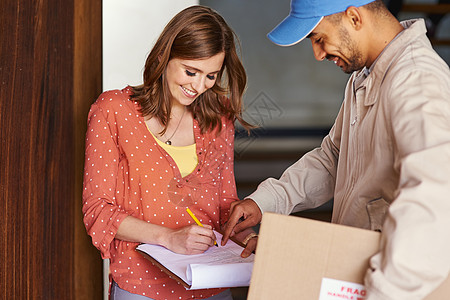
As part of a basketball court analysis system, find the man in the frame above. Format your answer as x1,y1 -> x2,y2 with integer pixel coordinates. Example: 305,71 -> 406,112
223,0 -> 450,298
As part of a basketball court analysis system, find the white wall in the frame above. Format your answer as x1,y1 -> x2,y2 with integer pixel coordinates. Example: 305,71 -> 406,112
103,0 -> 199,92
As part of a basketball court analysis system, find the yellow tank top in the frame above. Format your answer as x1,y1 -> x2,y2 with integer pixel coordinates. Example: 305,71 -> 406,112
149,130 -> 198,177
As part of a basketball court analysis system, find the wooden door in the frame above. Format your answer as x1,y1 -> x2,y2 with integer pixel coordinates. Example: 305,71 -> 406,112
0,0 -> 102,298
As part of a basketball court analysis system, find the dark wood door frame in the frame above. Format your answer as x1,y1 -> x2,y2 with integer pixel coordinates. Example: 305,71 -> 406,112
0,0 -> 103,298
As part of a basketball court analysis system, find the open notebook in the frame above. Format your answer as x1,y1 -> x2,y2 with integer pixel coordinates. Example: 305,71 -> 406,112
136,231 -> 254,290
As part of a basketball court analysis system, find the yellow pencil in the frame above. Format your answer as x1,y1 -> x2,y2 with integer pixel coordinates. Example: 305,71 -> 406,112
186,208 -> 218,247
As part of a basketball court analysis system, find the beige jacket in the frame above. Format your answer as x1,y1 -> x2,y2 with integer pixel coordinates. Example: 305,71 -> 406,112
249,19 -> 450,299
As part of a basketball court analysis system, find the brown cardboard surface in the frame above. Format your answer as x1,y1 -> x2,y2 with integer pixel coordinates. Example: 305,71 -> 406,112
248,213 -> 450,300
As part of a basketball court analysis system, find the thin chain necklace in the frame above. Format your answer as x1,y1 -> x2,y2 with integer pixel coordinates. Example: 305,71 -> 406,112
163,106 -> 186,145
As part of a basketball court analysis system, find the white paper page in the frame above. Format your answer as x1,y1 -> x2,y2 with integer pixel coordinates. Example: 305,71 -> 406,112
136,231 -> 254,290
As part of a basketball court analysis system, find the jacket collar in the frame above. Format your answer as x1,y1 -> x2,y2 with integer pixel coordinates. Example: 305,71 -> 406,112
359,19 -> 428,106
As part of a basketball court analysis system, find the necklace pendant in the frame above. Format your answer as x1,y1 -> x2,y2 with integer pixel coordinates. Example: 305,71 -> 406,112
161,106 -> 186,147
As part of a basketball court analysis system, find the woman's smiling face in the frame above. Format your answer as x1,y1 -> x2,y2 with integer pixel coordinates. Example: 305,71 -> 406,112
165,52 -> 225,106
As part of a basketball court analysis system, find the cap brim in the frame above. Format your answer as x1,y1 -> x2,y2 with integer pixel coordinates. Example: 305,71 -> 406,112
267,15 -> 323,46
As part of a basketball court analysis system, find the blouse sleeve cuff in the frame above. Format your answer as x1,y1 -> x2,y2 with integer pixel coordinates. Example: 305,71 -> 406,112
98,211 -> 129,259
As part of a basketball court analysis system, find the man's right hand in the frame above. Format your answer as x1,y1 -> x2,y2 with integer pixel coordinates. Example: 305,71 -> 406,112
221,199 -> 262,246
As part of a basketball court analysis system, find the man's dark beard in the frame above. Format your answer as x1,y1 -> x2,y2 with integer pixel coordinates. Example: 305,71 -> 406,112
337,26 -> 364,74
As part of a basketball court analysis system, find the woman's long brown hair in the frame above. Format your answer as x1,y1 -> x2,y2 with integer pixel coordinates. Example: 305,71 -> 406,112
130,5 -> 253,134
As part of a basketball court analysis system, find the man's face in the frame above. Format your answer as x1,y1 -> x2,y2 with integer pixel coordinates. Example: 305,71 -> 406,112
308,17 -> 365,74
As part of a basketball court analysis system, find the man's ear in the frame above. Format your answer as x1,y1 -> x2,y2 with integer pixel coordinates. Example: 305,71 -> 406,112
344,6 -> 363,30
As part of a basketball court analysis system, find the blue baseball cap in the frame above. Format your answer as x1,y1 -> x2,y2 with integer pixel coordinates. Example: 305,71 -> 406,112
268,0 -> 375,46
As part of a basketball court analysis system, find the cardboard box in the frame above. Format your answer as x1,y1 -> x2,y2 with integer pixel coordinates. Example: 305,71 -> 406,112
248,213 -> 450,300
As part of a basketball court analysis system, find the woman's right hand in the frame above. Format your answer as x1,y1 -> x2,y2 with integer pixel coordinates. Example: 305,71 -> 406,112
163,224 -> 217,255
115,216 -> 216,254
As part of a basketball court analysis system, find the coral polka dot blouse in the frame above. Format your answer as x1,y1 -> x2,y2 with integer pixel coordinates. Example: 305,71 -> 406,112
82,87 -> 239,299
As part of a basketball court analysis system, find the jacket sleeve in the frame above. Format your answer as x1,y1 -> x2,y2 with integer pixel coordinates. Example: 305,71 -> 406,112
247,115 -> 341,215
365,67 -> 450,299
82,99 -> 129,259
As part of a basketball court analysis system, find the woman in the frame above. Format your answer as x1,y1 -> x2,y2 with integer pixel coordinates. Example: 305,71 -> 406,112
82,5 -> 256,300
